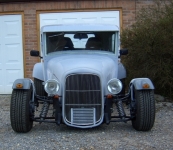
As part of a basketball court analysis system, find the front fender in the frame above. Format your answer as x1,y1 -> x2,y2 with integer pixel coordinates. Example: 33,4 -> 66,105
130,78 -> 154,90
12,78 -> 32,90
12,78 -> 35,102
117,62 -> 126,79
33,63 -> 44,81
130,78 -> 154,101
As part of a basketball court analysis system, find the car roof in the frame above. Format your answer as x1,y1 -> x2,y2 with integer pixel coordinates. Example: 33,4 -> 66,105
41,24 -> 119,33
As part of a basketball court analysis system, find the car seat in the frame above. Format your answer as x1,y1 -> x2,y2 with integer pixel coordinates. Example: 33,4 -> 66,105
64,37 -> 74,50
85,37 -> 102,50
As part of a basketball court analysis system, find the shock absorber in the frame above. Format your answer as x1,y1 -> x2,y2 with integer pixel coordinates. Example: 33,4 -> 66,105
116,100 -> 126,120
40,102 -> 50,120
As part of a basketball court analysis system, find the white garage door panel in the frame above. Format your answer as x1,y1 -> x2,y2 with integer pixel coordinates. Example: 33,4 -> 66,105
0,39 -> 3,93
0,15 -> 23,94
40,11 -> 120,28
0,69 -> 3,93
5,44 -> 22,65
5,69 -> 21,92
4,21 -> 20,36
0,44 -> 2,64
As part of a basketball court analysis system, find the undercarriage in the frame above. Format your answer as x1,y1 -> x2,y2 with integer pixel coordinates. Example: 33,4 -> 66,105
31,92 -> 133,126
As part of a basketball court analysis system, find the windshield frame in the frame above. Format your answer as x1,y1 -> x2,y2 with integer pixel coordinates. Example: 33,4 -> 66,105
41,31 -> 119,56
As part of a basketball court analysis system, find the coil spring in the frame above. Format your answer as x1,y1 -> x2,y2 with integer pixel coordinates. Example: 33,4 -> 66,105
40,102 -> 50,120
116,100 -> 126,119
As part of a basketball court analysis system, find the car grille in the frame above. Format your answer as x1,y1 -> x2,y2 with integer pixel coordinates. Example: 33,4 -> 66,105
64,74 -> 102,126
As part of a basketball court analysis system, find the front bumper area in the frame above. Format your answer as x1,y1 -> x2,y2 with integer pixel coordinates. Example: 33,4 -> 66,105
32,90 -> 133,127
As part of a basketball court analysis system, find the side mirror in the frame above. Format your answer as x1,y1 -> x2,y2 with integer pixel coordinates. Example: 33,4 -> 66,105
119,49 -> 128,56
30,50 -> 40,57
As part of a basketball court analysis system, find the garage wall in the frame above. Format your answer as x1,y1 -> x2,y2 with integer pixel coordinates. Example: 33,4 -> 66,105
0,0 -> 155,81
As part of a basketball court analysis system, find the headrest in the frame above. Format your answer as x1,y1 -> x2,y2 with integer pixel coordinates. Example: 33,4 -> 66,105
86,37 -> 102,50
64,37 -> 74,49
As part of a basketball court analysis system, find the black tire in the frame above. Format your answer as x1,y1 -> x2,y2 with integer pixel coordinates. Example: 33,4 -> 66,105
131,89 -> 155,131
10,87 -> 33,133
34,78 -> 46,96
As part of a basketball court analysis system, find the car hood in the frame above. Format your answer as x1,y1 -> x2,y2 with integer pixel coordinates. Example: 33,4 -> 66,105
45,52 -> 118,94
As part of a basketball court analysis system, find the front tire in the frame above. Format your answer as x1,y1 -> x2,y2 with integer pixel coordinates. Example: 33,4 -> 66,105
131,89 -> 155,131
10,87 -> 33,133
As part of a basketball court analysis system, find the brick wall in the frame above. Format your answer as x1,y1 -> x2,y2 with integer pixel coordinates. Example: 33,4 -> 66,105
0,0 -> 154,78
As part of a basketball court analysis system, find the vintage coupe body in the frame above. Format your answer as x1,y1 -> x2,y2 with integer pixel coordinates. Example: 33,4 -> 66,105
10,24 -> 155,133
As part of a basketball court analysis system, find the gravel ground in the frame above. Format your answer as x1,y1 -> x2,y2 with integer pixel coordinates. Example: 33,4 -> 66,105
0,95 -> 173,150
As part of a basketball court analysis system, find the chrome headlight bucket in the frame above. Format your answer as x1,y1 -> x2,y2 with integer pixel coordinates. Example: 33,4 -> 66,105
107,78 -> 122,95
44,79 -> 60,95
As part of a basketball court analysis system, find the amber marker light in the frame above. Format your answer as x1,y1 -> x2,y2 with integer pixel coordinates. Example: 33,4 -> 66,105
16,83 -> 23,88
107,94 -> 113,99
54,95 -> 59,99
142,83 -> 150,89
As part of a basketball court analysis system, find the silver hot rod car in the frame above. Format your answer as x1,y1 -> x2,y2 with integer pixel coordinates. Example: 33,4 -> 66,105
10,24 -> 155,133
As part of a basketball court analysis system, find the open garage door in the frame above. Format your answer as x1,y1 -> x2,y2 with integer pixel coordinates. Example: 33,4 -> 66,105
40,11 -> 120,28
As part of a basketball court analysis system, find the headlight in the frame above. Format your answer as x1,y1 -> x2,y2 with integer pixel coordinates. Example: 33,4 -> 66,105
44,79 -> 60,95
107,78 -> 122,95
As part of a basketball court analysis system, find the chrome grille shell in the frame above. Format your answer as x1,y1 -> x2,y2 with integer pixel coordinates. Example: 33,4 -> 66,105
63,74 -> 103,128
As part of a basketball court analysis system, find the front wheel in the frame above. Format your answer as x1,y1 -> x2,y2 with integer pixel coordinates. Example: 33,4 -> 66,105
10,87 -> 33,133
131,89 -> 155,131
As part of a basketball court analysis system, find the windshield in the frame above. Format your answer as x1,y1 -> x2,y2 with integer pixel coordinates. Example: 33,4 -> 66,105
44,31 -> 118,54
